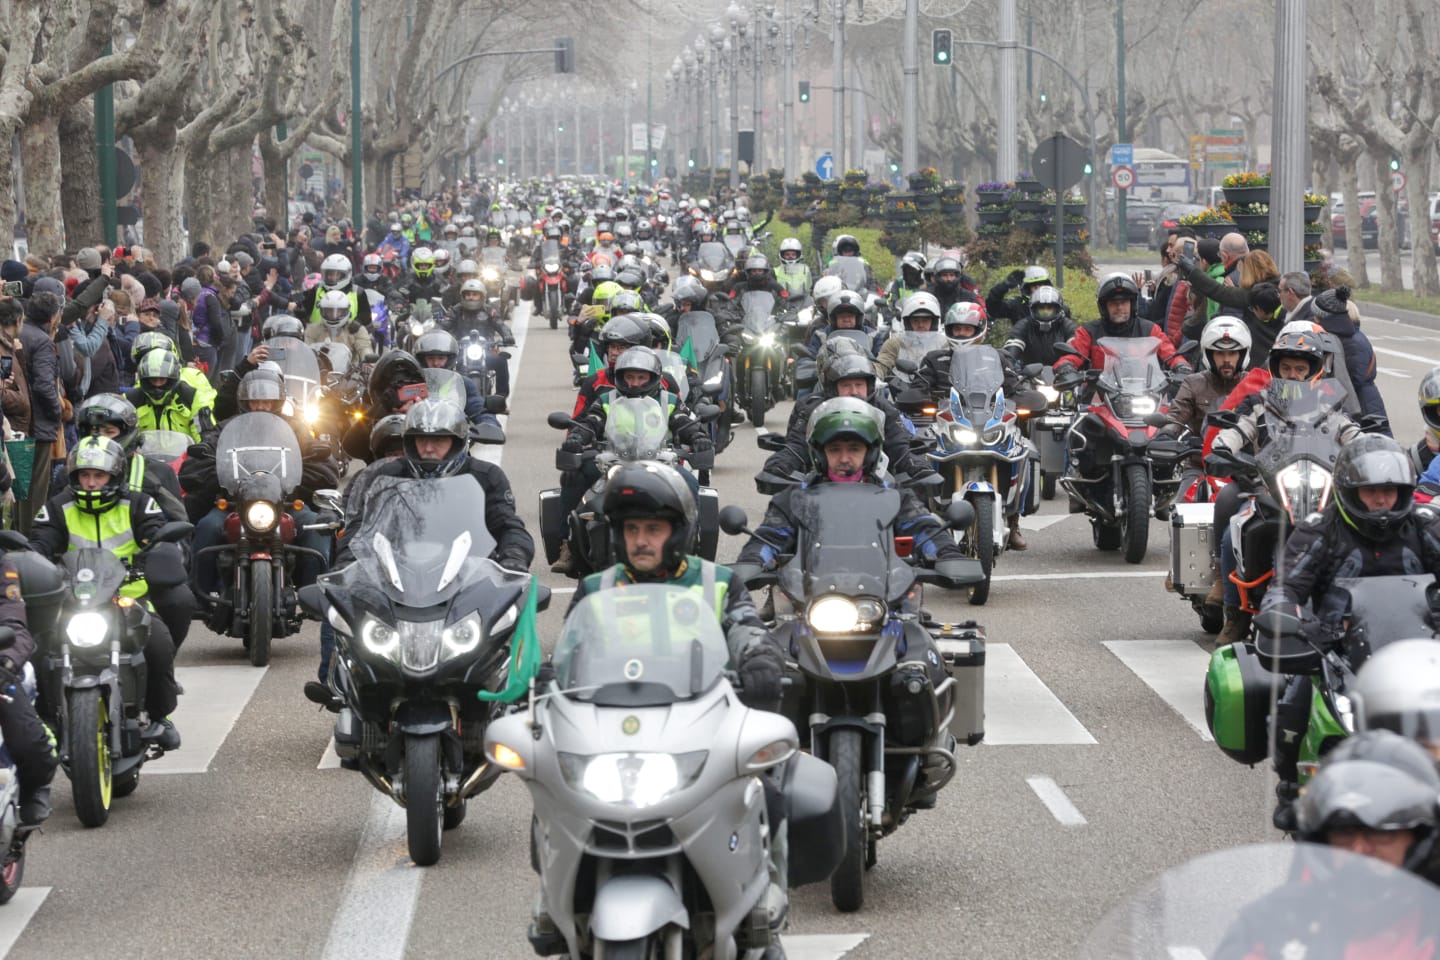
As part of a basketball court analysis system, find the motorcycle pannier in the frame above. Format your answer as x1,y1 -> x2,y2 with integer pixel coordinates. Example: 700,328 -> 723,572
1205,641 -> 1273,766
1170,502 -> 1218,594
782,752 -> 844,887
936,621 -> 986,746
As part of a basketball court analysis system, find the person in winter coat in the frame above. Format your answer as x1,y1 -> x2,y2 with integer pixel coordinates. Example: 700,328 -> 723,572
0,299 -> 30,438
1177,247 -> 1283,364
17,293 -> 64,533
1312,285 -> 1387,433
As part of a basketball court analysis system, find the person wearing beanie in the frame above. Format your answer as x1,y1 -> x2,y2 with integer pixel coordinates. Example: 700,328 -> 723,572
17,292 -> 63,533
0,261 -> 26,284
1314,285 -> 1388,430
74,248 -> 103,273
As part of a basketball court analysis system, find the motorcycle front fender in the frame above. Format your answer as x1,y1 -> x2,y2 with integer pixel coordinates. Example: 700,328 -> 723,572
392,700 -> 453,736
589,873 -> 690,941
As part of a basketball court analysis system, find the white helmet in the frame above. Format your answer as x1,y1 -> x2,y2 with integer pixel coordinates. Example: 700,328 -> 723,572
456,258 -> 479,278
811,275 -> 845,312
900,292 -> 942,330
943,301 -> 987,348
321,253 -> 352,290
1199,315 -> 1252,373
779,237 -> 803,261
1355,639 -> 1440,743
318,288 -> 351,329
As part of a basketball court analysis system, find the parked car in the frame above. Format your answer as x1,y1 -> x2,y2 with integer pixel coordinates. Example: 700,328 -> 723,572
1123,202 -> 1163,246
1150,203 -> 1206,250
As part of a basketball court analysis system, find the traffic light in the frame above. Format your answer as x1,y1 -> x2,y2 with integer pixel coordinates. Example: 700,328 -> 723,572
497,156 -> 505,166
1390,154 -> 1401,171
932,29 -> 952,65
1083,161 -> 1093,176
554,37 -> 575,74
888,160 -> 900,174
799,80 -> 810,103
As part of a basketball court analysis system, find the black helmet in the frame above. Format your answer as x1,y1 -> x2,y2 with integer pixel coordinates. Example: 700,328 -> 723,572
900,250 -> 926,284
136,349 -> 183,405
832,234 -> 861,257
616,268 -> 645,291
1333,434 -> 1415,542
66,436 -> 127,513
1095,273 -> 1139,325
414,329 -> 460,370
261,314 -> 305,339
369,413 -> 408,459
401,399 -> 470,478
598,314 -> 654,352
601,461 -> 698,573
75,393 -> 139,449
822,353 -> 877,400
671,275 -> 707,307
368,350 -> 426,409
806,396 -> 883,477
1296,758 -> 1438,873
612,347 -> 664,399
1027,286 -> 1065,332
238,364 -> 286,411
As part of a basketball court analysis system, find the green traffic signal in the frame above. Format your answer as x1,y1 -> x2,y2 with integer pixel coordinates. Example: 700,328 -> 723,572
1390,157 -> 1401,171
888,161 -> 899,174
932,29 -> 952,66
799,80 -> 810,103
1083,162 -> 1093,175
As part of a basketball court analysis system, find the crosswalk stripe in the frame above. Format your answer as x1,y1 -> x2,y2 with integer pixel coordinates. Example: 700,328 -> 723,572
1103,640 -> 1214,741
0,887 -> 49,957
984,643 -> 1096,745
1018,514 -> 1070,532
319,738 -> 340,769
151,665 -> 268,775
781,934 -> 869,959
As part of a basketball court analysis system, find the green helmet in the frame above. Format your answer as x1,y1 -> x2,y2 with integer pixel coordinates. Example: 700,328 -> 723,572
806,396 -> 883,476
132,330 -> 178,364
67,436 -> 127,513
136,349 -> 183,404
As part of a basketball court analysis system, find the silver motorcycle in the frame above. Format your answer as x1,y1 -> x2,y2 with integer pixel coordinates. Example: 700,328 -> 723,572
486,583 -> 842,960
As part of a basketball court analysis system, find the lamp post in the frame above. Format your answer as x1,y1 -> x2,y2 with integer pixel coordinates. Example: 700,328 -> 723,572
727,2 -> 743,190
708,26 -> 723,181
781,0 -> 795,185
518,98 -> 528,180
831,0 -> 845,173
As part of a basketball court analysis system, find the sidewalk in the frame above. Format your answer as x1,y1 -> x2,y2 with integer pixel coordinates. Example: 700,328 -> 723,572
1354,299 -> 1440,333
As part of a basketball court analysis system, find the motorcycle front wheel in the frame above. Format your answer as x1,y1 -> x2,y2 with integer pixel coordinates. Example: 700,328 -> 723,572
594,936 -> 661,959
748,368 -> 768,429
0,831 -> 25,904
1122,464 -> 1151,564
68,688 -> 112,828
829,728 -> 867,912
248,559 -> 274,667
405,733 -> 444,866
967,497 -> 995,607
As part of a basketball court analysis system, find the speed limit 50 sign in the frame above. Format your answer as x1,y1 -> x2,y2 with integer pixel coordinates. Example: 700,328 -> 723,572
1111,165 -> 1135,190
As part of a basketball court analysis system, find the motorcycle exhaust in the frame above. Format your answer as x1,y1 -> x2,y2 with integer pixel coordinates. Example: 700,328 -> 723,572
457,760 -> 492,799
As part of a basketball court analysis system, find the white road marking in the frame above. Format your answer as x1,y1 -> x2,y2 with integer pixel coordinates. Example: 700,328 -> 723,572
1167,948 -> 1207,960
1377,366 -> 1412,379
319,738 -> 340,770
992,570 -> 1164,582
781,933 -> 870,959
1103,640 -> 1215,741
1373,345 -> 1440,367
1018,514 -> 1070,532
0,887 -> 49,957
984,643 -> 1096,745
151,665 -> 267,775
320,795 -> 418,960
1026,776 -> 1088,826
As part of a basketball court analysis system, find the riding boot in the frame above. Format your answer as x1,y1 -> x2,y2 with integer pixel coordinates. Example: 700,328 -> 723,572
1006,514 -> 1027,551
1272,779 -> 1301,833
550,542 -> 575,575
1216,606 -> 1252,647
1202,578 -> 1225,619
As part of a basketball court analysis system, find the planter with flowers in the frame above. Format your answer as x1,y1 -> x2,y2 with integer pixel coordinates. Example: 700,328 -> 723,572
1244,230 -> 1267,251
975,181 -> 1008,206
1012,172 -> 1044,195
1303,192 -> 1327,224
977,203 -> 1010,226
1303,243 -> 1324,273
1227,202 -> 1270,232
1222,171 -> 1270,208
907,167 -> 941,193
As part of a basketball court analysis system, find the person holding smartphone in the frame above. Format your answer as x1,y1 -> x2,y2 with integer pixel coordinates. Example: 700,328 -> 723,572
0,299 -> 30,451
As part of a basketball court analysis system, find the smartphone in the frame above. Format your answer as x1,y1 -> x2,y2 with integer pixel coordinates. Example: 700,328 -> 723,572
267,346 -> 287,363
0,357 -> 12,381
263,241 -> 276,251
396,383 -> 429,404
1182,239 -> 1198,257
1,281 -> 21,298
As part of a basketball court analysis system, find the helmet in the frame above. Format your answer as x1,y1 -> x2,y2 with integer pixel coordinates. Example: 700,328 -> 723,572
238,365 -> 286,411
612,347 -> 664,399
779,237 -> 803,262
900,250 -> 926,282
433,248 -> 452,274
1095,273 -> 1139,324
828,290 -> 865,328
1267,325 -> 1327,382
590,265 -> 616,286
591,281 -> 623,316
369,413 -> 408,459
1333,434 -> 1415,542
608,290 -> 644,317
1028,286 -> 1066,332
414,329 -> 460,370
1198,316 -> 1252,374
944,301 -> 988,348
1021,265 -> 1051,290
1296,758 -> 1438,872
401,399 -> 470,478
321,253 -> 352,290
262,314 -> 305,340
635,312 -> 673,351
136,349 -> 182,404
458,278 -> 486,313
744,254 -> 771,286
1354,641 -> 1440,747
807,396 -> 884,476
671,275 -> 707,307
361,253 -> 383,281
66,436 -> 127,513
368,350 -> 426,407
616,268 -> 645,291
1419,367 -> 1440,443
601,461 -> 699,572
832,234 -> 861,257
1327,730 -> 1440,788
930,256 -> 962,290
319,288 -> 351,329
75,393 -> 139,449
598,231 -> 615,245
599,315 -> 655,353
811,275 -> 844,312
617,254 -> 643,275
131,330 -> 178,364
823,353 -> 877,400
411,247 -> 435,278
456,258 -> 479,279
900,292 -> 942,330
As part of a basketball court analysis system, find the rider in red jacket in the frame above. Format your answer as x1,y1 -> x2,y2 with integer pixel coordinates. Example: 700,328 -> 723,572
1053,273 -> 1193,377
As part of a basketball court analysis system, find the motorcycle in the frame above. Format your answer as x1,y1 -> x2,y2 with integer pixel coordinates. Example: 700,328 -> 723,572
823,255 -> 872,294
537,238 -> 568,330
734,290 -> 786,429
885,331 -> 951,429
193,413 -> 329,666
9,524 -> 192,827
1058,338 -> 1187,564
401,299 -> 446,355
302,475 -> 549,866
925,347 -> 1042,606
0,646 -> 37,902
689,242 -> 734,294
456,329 -> 503,401
676,311 -> 736,454
538,396 -> 719,579
1016,364 -> 1074,501
723,489 -> 985,912
135,429 -> 192,479
364,288 -> 391,348
484,583 -> 843,959
478,248 -> 513,324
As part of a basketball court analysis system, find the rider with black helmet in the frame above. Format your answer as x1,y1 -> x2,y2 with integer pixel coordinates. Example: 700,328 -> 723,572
1000,285 -> 1078,373
340,349 -> 429,462
1053,273 -> 1191,383
924,255 -> 980,318
413,328 -> 496,426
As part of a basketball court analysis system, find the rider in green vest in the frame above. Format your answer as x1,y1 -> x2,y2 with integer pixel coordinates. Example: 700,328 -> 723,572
27,437 -> 183,750
132,330 -> 217,417
124,350 -> 218,444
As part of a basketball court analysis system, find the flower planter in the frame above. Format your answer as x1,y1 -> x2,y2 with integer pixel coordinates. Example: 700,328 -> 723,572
1192,221 -> 1237,240
1304,203 -> 1324,223
1230,213 -> 1270,232
977,224 -> 1007,236
1222,186 -> 1270,207
840,186 -> 866,203
914,193 -> 940,211
976,190 -> 1006,206
1304,259 -> 1322,272
1013,179 -> 1045,195
940,201 -> 966,215
1010,197 -> 1042,214
1013,217 -> 1045,234
977,207 -> 1010,225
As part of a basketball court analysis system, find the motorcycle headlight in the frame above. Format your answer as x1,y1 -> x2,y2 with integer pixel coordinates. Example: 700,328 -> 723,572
465,344 -> 485,361
441,612 -> 483,658
1038,384 -> 1060,404
699,269 -> 717,281
557,750 -> 708,808
360,617 -> 399,660
982,425 -> 1005,445
1120,396 -> 1157,418
757,331 -> 776,348
950,424 -> 980,447
244,501 -> 278,532
543,262 -> 560,272
482,267 -> 500,282
303,401 -> 321,425
66,611 -> 109,648
410,320 -> 426,338
1276,461 -> 1334,522
808,595 -> 860,633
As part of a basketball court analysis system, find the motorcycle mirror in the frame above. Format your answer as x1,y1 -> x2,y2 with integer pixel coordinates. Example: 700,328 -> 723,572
1054,343 -> 1082,358
0,530 -> 28,552
718,505 -> 750,536
0,627 -> 15,651
298,584 -> 325,620
756,433 -> 786,452
546,411 -> 575,430
945,499 -> 975,530
313,488 -> 342,512
1205,410 -> 1240,431
894,358 -> 919,376
1143,412 -> 1172,429
152,521 -> 195,544
1014,389 -> 1049,415
534,583 -> 552,613
1021,362 -> 1045,380
484,395 -> 508,415
471,422 -> 506,445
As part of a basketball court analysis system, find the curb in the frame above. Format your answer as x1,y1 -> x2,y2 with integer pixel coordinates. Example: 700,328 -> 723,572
1353,299 -> 1440,333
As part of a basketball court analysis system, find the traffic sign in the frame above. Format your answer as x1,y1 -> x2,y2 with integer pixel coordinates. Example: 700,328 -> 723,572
1110,143 -> 1133,167
1111,165 -> 1135,190
1392,169 -> 1407,192
816,154 -> 835,181
1031,133 -> 1089,191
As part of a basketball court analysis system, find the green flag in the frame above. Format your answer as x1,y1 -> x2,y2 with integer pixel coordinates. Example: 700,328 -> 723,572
588,342 -> 604,376
679,337 -> 697,371
476,582 -> 541,703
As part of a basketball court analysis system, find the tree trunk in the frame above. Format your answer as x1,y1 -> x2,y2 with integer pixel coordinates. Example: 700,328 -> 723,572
184,144 -> 222,258
1402,136 -> 1438,297
1369,147 -> 1403,290
135,126 -> 185,265
20,113 -> 66,255
1335,147 -> 1369,288
258,129 -> 288,228
0,119 -> 20,251
218,142 -> 255,245
61,100 -> 102,247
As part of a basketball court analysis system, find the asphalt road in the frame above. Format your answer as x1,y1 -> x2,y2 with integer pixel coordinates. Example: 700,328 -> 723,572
5,294 -> 1438,959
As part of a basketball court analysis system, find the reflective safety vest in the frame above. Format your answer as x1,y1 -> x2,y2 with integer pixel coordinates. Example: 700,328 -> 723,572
308,288 -> 360,327
60,499 -> 148,600
134,397 -> 204,443
597,557 -> 727,619
126,453 -> 147,494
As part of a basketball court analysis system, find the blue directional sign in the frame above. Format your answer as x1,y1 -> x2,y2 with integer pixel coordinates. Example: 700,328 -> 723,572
816,153 -> 835,181
1110,143 -> 1133,168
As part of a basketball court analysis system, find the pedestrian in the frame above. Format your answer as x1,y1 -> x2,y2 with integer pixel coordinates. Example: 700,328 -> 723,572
180,266 -> 233,383
1278,271 -> 1316,325
16,292 -> 63,533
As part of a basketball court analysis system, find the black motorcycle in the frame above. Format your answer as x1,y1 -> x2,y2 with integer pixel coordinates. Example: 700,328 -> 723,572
676,310 -> 736,452
302,476 -> 548,866
734,290 -> 788,428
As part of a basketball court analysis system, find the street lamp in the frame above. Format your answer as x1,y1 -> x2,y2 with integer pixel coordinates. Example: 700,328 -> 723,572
708,26 -> 724,186
726,2 -> 743,190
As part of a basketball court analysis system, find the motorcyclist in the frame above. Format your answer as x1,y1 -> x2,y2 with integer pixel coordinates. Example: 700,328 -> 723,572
413,329 -> 501,427
443,258 -> 480,313
0,557 -> 59,825
1254,434 -> 1437,829
886,251 -> 928,313
1162,315 -> 1251,483
1000,285 -> 1078,374
725,253 -> 787,300
377,222 -> 410,263
775,237 -> 812,300
1054,273 -> 1192,383
29,437 -> 182,751
355,253 -> 389,297
985,264 -> 1054,325
1352,640 -> 1440,763
75,392 -> 186,522
124,349 -> 219,444
306,289 -> 375,358
399,247 -> 447,305
452,278 -> 515,398
297,253 -> 374,331
805,290 -> 872,358
827,234 -> 875,290
340,350 -> 430,462
874,292 -> 942,380
1413,368 -> 1440,478
180,365 -> 339,625
924,255 -> 981,317
131,330 -> 218,419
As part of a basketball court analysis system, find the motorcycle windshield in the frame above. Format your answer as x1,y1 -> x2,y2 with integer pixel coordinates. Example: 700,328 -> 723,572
265,336 -> 322,408
779,484 -> 915,602
347,476 -> 500,609
604,395 -> 671,459
64,548 -> 129,605
1095,337 -> 1165,396
480,248 -> 506,269
741,290 -> 778,336
215,413 -> 305,497
1326,575 -> 1436,663
423,368 -> 469,412
676,312 -> 720,362
826,328 -> 874,356
552,583 -> 729,707
824,257 -> 869,292
656,351 -> 691,404
892,331 -> 949,367
317,341 -> 352,378
722,233 -> 747,257
948,347 -> 1007,424
696,243 -> 731,273
135,429 -> 191,465
540,240 -> 561,265
1252,379 -> 1350,481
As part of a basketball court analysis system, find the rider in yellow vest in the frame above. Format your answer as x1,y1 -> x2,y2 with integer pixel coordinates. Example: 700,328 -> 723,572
124,350 -> 218,443
132,331 -> 217,418
28,437 -> 183,750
